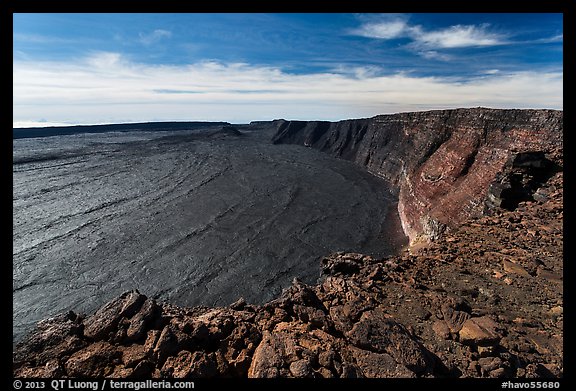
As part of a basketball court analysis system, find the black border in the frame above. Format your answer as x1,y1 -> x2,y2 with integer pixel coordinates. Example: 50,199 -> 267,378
4,0 -> 571,13
6,1 -> 572,389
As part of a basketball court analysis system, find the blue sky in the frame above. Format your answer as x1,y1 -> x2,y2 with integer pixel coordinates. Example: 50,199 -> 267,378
13,13 -> 563,126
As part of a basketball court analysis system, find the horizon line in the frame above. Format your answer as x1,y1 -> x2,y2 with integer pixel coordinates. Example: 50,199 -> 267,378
13,106 -> 563,129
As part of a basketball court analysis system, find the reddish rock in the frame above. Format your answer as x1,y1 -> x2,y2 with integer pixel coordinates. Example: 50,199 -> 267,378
121,344 -> 147,368
346,308 -> 433,374
83,290 -> 146,340
65,341 -> 121,377
347,346 -> 415,378
109,366 -> 133,378
13,312 -> 86,369
289,359 -> 312,378
160,350 -> 217,378
459,316 -> 502,346
126,298 -> 159,341
432,320 -> 451,340
153,326 -> 181,364
143,329 -> 161,354
502,260 -> 531,277
441,302 -> 471,334
248,331 -> 288,378
526,332 -> 562,356
188,351 -> 218,378
14,359 -> 64,378
130,360 -> 154,378
536,267 -> 562,284
316,367 -> 334,378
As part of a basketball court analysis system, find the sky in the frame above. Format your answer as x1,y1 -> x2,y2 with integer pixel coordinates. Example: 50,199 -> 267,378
13,13 -> 563,127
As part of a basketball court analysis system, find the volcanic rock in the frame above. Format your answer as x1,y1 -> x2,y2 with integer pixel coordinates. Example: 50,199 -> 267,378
83,290 -> 146,341
459,316 -> 502,346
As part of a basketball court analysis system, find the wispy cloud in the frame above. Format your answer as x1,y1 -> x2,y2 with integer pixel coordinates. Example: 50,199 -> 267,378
410,24 -> 504,49
13,52 -> 562,125
351,20 -> 408,39
84,51 -> 126,68
350,18 -> 507,59
529,34 -> 563,44
418,50 -> 452,61
13,33 -> 78,44
139,29 -> 172,45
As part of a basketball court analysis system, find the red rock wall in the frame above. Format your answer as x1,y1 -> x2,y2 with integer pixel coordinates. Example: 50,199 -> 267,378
272,108 -> 563,243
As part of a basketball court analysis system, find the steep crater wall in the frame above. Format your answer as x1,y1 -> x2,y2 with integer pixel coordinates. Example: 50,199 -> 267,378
271,108 -> 563,243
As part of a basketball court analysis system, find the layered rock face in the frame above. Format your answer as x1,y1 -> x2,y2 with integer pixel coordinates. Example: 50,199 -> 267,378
272,108 -> 562,243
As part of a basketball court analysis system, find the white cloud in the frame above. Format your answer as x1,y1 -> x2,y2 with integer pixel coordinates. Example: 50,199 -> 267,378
417,50 -> 452,61
84,51 -> 125,68
13,52 -> 562,125
350,18 -> 506,57
139,29 -> 172,45
529,34 -> 563,44
412,24 -> 504,49
350,20 -> 408,39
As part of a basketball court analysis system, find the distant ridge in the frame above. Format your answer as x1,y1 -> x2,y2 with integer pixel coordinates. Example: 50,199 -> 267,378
12,121 -> 230,139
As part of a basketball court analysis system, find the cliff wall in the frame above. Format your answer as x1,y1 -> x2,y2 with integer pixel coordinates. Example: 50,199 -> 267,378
271,108 -> 563,243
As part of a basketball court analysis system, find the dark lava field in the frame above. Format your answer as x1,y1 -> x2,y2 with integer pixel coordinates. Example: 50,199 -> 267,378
13,124 -> 406,343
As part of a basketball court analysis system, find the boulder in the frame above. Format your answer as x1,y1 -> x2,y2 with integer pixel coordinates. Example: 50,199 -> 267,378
65,341 -> 121,377
459,316 -> 502,346
346,308 -> 433,374
347,346 -> 416,378
126,298 -> 160,341
83,290 -> 146,340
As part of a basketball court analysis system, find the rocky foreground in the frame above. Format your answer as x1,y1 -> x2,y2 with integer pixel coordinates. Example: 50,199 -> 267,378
13,168 -> 562,378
